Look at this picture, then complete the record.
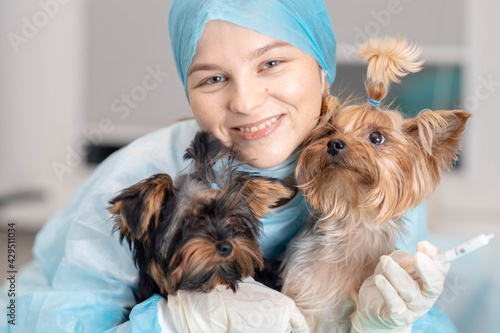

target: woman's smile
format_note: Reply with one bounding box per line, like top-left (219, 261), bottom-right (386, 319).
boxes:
top-left (230, 114), bottom-right (285, 141)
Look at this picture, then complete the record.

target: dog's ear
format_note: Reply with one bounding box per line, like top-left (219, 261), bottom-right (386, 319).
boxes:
top-left (320, 93), bottom-right (341, 117)
top-left (184, 131), bottom-right (234, 169)
top-left (240, 177), bottom-right (294, 218)
top-left (184, 131), bottom-right (224, 163)
top-left (402, 110), bottom-right (471, 169)
top-left (109, 173), bottom-right (176, 244)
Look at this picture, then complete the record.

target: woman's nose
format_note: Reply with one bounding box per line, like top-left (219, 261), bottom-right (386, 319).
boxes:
top-left (228, 78), bottom-right (267, 114)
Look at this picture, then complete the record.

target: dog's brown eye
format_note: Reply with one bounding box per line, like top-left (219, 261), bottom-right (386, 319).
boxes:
top-left (369, 131), bottom-right (385, 145)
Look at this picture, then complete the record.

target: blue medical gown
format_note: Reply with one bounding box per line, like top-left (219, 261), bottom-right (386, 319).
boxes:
top-left (1, 119), bottom-right (456, 332)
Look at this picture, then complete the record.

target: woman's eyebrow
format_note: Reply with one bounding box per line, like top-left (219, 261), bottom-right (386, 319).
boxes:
top-left (187, 41), bottom-right (291, 77)
top-left (249, 41), bottom-right (291, 60)
top-left (187, 64), bottom-right (222, 77)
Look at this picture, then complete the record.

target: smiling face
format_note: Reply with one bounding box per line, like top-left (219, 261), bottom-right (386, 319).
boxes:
top-left (187, 20), bottom-right (324, 168)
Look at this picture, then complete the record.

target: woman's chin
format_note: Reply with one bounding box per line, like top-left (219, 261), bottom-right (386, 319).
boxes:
top-left (238, 152), bottom-right (290, 169)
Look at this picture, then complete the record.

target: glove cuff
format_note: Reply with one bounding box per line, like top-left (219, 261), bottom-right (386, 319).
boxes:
top-left (351, 311), bottom-right (412, 333)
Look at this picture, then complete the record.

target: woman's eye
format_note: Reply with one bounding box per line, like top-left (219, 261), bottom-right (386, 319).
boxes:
top-left (369, 131), bottom-right (385, 145)
top-left (261, 60), bottom-right (281, 70)
top-left (204, 76), bottom-right (226, 85)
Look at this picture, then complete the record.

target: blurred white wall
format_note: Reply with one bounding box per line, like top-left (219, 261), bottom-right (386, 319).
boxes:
top-left (86, 0), bottom-right (189, 144)
top-left (425, 0), bottom-right (500, 238)
top-left (0, 0), bottom-right (88, 229)
top-left (0, 0), bottom-right (190, 230)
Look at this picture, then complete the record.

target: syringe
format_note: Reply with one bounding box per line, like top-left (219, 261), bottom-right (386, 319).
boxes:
top-left (434, 233), bottom-right (495, 266)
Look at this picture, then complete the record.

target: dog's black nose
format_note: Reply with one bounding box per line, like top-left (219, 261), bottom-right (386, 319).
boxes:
top-left (217, 241), bottom-right (233, 257)
top-left (327, 139), bottom-right (346, 156)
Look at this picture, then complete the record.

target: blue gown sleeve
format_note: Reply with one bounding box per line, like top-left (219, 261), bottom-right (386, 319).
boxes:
top-left (10, 158), bottom-right (160, 332)
top-left (103, 295), bottom-right (164, 333)
top-left (1, 121), bottom-right (199, 333)
top-left (396, 201), bottom-right (429, 254)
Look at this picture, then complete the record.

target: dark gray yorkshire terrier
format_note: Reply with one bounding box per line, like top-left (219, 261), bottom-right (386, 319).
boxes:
top-left (108, 131), bottom-right (292, 307)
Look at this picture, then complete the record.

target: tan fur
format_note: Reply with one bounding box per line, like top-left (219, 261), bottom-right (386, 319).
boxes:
top-left (109, 201), bottom-right (135, 241)
top-left (141, 175), bottom-right (175, 242)
top-left (110, 174), bottom-right (175, 246)
top-left (358, 35), bottom-right (424, 102)
top-left (149, 259), bottom-right (172, 295)
top-left (241, 179), bottom-right (294, 218)
top-left (283, 217), bottom-right (401, 331)
top-left (167, 237), bottom-right (264, 294)
top-left (282, 36), bottom-right (471, 331)
top-left (167, 238), bottom-right (221, 294)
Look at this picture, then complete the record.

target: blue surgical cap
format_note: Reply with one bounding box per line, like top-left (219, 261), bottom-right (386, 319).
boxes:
top-left (168, 0), bottom-right (336, 95)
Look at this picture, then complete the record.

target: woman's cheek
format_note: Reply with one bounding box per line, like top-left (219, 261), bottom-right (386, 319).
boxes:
top-left (191, 96), bottom-right (214, 128)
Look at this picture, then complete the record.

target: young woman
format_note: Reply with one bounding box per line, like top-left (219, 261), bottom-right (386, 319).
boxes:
top-left (3, 0), bottom-right (456, 332)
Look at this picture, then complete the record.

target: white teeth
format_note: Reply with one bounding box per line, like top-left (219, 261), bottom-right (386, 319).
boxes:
top-left (239, 116), bottom-right (279, 133)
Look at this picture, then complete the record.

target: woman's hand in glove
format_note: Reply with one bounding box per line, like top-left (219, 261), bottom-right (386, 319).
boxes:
top-left (158, 277), bottom-right (310, 333)
top-left (351, 241), bottom-right (450, 333)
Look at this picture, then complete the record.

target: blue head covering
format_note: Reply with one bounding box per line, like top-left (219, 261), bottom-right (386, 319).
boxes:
top-left (168, 0), bottom-right (336, 95)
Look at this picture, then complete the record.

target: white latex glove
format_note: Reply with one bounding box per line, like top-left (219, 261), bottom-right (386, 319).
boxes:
top-left (351, 241), bottom-right (450, 333)
top-left (157, 277), bottom-right (310, 333)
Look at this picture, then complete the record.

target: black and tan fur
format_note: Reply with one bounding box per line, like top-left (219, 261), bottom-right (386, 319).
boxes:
top-left (109, 131), bottom-right (292, 306)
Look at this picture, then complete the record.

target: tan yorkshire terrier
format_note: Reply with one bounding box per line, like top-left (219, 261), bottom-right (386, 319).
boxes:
top-left (281, 36), bottom-right (471, 331)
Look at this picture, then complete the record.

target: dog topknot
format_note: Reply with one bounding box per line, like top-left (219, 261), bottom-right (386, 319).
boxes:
top-left (357, 36), bottom-right (424, 102)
